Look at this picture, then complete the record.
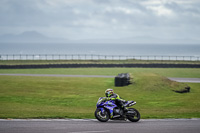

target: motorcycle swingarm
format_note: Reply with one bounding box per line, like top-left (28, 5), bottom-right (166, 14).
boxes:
top-left (126, 110), bottom-right (136, 115)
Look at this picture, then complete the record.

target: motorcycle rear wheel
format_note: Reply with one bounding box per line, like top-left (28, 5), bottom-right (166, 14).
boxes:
top-left (95, 108), bottom-right (109, 122)
top-left (127, 108), bottom-right (140, 122)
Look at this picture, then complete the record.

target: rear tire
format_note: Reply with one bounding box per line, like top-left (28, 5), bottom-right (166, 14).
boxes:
top-left (95, 108), bottom-right (109, 122)
top-left (127, 108), bottom-right (140, 122)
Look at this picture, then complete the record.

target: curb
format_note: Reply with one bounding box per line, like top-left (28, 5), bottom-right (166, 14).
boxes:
top-left (0, 118), bottom-right (199, 122)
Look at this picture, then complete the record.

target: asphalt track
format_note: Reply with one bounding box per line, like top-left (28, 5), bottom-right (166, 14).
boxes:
top-left (0, 74), bottom-right (200, 83)
top-left (168, 77), bottom-right (200, 83)
top-left (0, 119), bottom-right (200, 133)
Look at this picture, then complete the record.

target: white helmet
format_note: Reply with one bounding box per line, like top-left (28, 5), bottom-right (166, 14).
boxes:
top-left (105, 88), bottom-right (114, 97)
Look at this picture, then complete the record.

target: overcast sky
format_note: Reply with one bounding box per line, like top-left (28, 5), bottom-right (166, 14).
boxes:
top-left (0, 0), bottom-right (200, 43)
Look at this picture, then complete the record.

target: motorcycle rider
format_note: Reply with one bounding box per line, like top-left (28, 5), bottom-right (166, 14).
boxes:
top-left (104, 88), bottom-right (127, 112)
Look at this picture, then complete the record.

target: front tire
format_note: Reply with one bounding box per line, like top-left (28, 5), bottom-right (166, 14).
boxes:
top-left (127, 108), bottom-right (140, 122)
top-left (95, 108), bottom-right (109, 122)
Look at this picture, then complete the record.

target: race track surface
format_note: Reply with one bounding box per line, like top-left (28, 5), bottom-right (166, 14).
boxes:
top-left (0, 119), bottom-right (200, 133)
top-left (168, 77), bottom-right (200, 83)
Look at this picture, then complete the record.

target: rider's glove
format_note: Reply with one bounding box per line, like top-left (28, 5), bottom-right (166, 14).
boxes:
top-left (106, 97), bottom-right (111, 101)
top-left (103, 97), bottom-right (111, 101)
top-left (122, 100), bottom-right (126, 102)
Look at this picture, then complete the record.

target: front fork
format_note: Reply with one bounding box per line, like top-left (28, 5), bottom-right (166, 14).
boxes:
top-left (98, 107), bottom-right (113, 118)
top-left (99, 108), bottom-right (105, 115)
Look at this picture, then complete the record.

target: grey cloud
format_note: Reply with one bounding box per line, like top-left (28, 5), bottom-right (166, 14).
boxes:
top-left (0, 0), bottom-right (81, 27)
top-left (0, 0), bottom-right (200, 42)
top-left (163, 2), bottom-right (200, 26)
top-left (0, 0), bottom-right (46, 27)
top-left (93, 0), bottom-right (111, 4)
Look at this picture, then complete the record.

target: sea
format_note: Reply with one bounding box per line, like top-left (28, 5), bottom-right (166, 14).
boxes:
top-left (0, 43), bottom-right (200, 60)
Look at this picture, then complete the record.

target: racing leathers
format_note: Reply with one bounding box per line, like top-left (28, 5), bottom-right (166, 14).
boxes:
top-left (105, 93), bottom-right (127, 111)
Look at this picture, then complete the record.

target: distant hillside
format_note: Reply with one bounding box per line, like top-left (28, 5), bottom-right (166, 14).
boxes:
top-left (0, 31), bottom-right (199, 44)
top-left (0, 31), bottom-right (67, 43)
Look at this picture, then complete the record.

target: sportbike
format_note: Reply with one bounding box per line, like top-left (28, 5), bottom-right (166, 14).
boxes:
top-left (94, 97), bottom-right (140, 122)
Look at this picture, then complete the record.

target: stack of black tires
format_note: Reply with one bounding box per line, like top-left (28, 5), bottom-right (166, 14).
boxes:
top-left (115, 73), bottom-right (131, 87)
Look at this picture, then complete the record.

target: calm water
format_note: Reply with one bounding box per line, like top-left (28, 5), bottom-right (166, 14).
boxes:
top-left (0, 43), bottom-right (200, 56)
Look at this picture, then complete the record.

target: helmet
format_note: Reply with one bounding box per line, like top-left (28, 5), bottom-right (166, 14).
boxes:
top-left (105, 88), bottom-right (114, 97)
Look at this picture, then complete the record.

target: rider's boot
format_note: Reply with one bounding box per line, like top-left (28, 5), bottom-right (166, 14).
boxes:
top-left (122, 106), bottom-right (128, 112)
top-left (120, 105), bottom-right (128, 114)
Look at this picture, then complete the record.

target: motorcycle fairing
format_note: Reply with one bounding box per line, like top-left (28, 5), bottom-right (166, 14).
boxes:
top-left (97, 100), bottom-right (117, 118)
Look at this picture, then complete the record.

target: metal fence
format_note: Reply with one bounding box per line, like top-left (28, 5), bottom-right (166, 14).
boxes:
top-left (0, 54), bottom-right (200, 61)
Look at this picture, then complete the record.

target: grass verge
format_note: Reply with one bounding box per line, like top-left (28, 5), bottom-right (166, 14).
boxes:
top-left (0, 68), bottom-right (200, 78)
top-left (0, 71), bottom-right (199, 119)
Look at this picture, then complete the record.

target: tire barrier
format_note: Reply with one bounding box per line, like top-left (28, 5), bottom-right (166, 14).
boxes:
top-left (115, 73), bottom-right (131, 87)
top-left (173, 86), bottom-right (191, 93)
top-left (0, 63), bottom-right (200, 69)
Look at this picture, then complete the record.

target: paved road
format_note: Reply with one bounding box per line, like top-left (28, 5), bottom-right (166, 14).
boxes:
top-left (0, 119), bottom-right (200, 133)
top-left (168, 77), bottom-right (200, 83)
top-left (0, 74), bottom-right (200, 83)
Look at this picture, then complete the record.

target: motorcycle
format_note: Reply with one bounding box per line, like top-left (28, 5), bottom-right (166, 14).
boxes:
top-left (94, 97), bottom-right (140, 122)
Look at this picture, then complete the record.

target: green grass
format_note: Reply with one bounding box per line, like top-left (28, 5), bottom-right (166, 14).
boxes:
top-left (0, 76), bottom-right (111, 119)
top-left (0, 70), bottom-right (200, 119)
top-left (0, 68), bottom-right (200, 78)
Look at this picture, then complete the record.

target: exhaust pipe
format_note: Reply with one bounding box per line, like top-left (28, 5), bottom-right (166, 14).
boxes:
top-left (128, 101), bottom-right (136, 107)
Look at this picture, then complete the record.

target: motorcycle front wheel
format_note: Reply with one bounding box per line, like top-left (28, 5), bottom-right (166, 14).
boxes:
top-left (94, 108), bottom-right (109, 122)
top-left (127, 108), bottom-right (140, 122)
